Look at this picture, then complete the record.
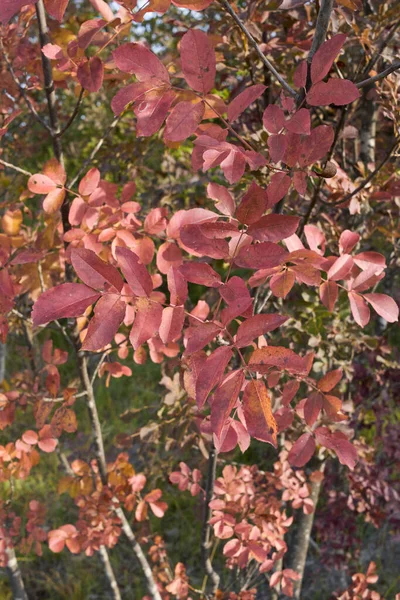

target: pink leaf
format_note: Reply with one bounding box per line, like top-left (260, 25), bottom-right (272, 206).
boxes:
top-left (339, 230), bottom-right (360, 254)
top-left (111, 82), bottom-right (153, 115)
top-left (179, 262), bottom-right (221, 287)
top-left (77, 57), bottom-right (104, 93)
top-left (304, 391), bottom-right (323, 427)
top-left (363, 293), bottom-right (399, 323)
top-left (82, 294), bottom-right (126, 351)
top-left (78, 168), bottom-right (101, 196)
top-left (159, 306), bottom-right (185, 343)
top-left (307, 79), bottom-right (360, 107)
top-left (235, 314), bottom-right (288, 348)
top-left (288, 433), bottom-right (316, 467)
top-left (319, 280), bottom-right (338, 311)
top-left (71, 248), bottom-right (124, 292)
top-left (263, 105), bottom-right (285, 134)
top-left (164, 101), bottom-right (205, 142)
top-left (311, 34), bottom-right (347, 84)
top-left (248, 214), bottom-right (300, 243)
top-left (180, 29), bottom-right (216, 94)
top-left (116, 247), bottom-right (153, 297)
top-left (206, 183), bottom-right (235, 216)
top-left (327, 254), bottom-right (354, 281)
top-left (130, 298), bottom-right (163, 350)
top-left (44, 0), bottom-right (69, 21)
top-left (113, 43), bottom-right (170, 83)
top-left (228, 84), bottom-right (266, 122)
top-left (167, 267), bottom-right (188, 305)
top-left (78, 18), bottom-right (106, 49)
top-left (348, 291), bottom-right (370, 327)
top-left (268, 134), bottom-right (288, 163)
top-left (28, 174), bottom-right (57, 194)
top-left (180, 224), bottom-right (229, 259)
top-left (32, 284), bottom-right (100, 326)
top-left (196, 346), bottom-right (233, 408)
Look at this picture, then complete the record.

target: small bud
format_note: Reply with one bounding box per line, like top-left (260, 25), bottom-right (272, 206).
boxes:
top-left (318, 161), bottom-right (337, 179)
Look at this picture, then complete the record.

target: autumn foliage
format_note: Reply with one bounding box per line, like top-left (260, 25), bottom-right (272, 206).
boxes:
top-left (0, 0), bottom-right (399, 598)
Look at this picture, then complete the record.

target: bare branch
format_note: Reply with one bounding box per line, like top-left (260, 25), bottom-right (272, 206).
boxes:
top-left (356, 60), bottom-right (400, 88)
top-left (308, 0), bottom-right (335, 62)
top-left (362, 19), bottom-right (400, 77)
top-left (55, 87), bottom-right (85, 138)
top-left (219, 0), bottom-right (297, 98)
top-left (201, 444), bottom-right (220, 594)
top-left (0, 158), bottom-right (32, 177)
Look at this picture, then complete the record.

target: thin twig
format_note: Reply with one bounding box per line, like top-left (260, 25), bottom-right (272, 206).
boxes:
top-left (0, 38), bottom-right (52, 133)
top-left (219, 0), bottom-right (297, 98)
top-left (362, 19), bottom-right (400, 77)
top-left (356, 60), bottom-right (400, 88)
top-left (55, 87), bottom-right (85, 138)
top-left (308, 0), bottom-right (335, 62)
top-left (0, 158), bottom-right (32, 177)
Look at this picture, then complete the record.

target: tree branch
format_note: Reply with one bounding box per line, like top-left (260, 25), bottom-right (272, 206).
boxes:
top-left (219, 0), bottom-right (297, 98)
top-left (0, 38), bottom-right (52, 134)
top-left (5, 545), bottom-right (29, 600)
top-left (55, 88), bottom-right (85, 138)
top-left (201, 443), bottom-right (220, 595)
top-left (361, 19), bottom-right (400, 77)
top-left (0, 159), bottom-right (32, 177)
top-left (356, 60), bottom-right (400, 88)
top-left (308, 0), bottom-right (335, 62)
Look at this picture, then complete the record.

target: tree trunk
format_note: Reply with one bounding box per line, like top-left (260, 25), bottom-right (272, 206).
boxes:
top-left (5, 544), bottom-right (29, 600)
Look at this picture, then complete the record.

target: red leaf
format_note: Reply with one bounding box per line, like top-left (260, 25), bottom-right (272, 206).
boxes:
top-left (159, 306), bottom-right (185, 343)
top-left (235, 313), bottom-right (288, 347)
top-left (71, 248), bottom-right (123, 292)
top-left (111, 82), bottom-right (153, 115)
top-left (130, 298), bottom-right (163, 350)
top-left (116, 247), bottom-right (153, 297)
top-left (144, 207), bottom-right (168, 235)
top-left (210, 370), bottom-right (244, 437)
top-left (82, 294), bottom-right (126, 351)
top-left (320, 280), bottom-right (338, 311)
top-left (298, 125), bottom-right (335, 166)
top-left (307, 79), bottom-right (360, 106)
top-left (364, 293), bottom-right (399, 323)
top-left (293, 61), bottom-right (307, 88)
top-left (304, 391), bottom-right (323, 426)
top-left (220, 149), bottom-right (247, 184)
top-left (196, 346), bottom-right (233, 408)
top-left (180, 29), bottom-right (216, 94)
top-left (268, 134), bottom-right (288, 163)
top-left (180, 224), bottom-right (229, 259)
top-left (32, 284), bottom-right (100, 326)
top-left (318, 368), bottom-right (343, 392)
top-left (219, 276), bottom-right (253, 325)
top-left (339, 230), bottom-right (360, 254)
top-left (285, 109), bottom-right (311, 135)
top-left (179, 262), bottom-right (221, 287)
top-left (236, 181), bottom-right (268, 225)
top-left (348, 291), bottom-right (370, 327)
top-left (235, 242), bottom-right (288, 270)
top-left (263, 105), bottom-right (285, 134)
top-left (248, 347), bottom-right (314, 376)
top-left (164, 101), bottom-right (205, 142)
top-left (0, 0), bottom-right (38, 23)
top-left (78, 18), bottom-right (106, 49)
top-left (184, 322), bottom-right (221, 355)
top-left (242, 380), bottom-right (277, 446)
top-left (228, 84), bottom-right (266, 122)
top-left (44, 0), bottom-right (69, 21)
top-left (266, 172), bottom-right (291, 207)
top-left (172, 0), bottom-right (213, 8)
top-left (288, 433), bottom-right (316, 467)
top-left (248, 215), bottom-right (300, 243)
top-left (311, 34), bottom-right (347, 84)
top-left (77, 57), bottom-right (104, 93)
top-left (293, 171), bottom-right (307, 195)
top-left (135, 89), bottom-right (175, 137)
top-left (207, 183), bottom-right (235, 216)
top-left (113, 43), bottom-right (170, 83)
top-left (315, 427), bottom-right (358, 469)
top-left (167, 267), bottom-right (188, 305)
